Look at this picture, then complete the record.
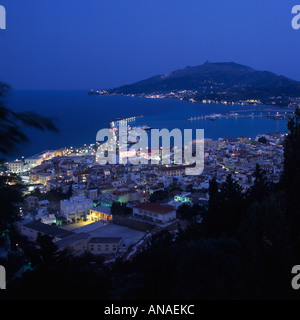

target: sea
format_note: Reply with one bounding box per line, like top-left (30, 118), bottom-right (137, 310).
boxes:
top-left (4, 90), bottom-right (290, 160)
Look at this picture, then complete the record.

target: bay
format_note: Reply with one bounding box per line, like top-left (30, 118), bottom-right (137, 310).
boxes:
top-left (5, 90), bottom-right (289, 159)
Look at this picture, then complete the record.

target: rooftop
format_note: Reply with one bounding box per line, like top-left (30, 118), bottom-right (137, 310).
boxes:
top-left (89, 237), bottom-right (123, 244)
top-left (134, 202), bottom-right (175, 214)
top-left (55, 232), bottom-right (91, 250)
top-left (92, 206), bottom-right (111, 215)
top-left (23, 221), bottom-right (75, 239)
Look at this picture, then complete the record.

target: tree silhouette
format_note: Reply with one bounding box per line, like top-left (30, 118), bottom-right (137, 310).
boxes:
top-left (0, 83), bottom-right (58, 159)
top-left (0, 83), bottom-right (58, 231)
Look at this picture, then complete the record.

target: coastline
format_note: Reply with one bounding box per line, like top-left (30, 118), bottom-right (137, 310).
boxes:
top-left (5, 91), bottom-right (290, 160)
top-left (88, 91), bottom-right (295, 109)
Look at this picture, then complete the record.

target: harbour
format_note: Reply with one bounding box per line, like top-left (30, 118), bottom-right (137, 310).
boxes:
top-left (6, 91), bottom-right (291, 159)
top-left (188, 109), bottom-right (294, 121)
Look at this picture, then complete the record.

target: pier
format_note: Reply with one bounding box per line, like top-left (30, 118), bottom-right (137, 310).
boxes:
top-left (110, 115), bottom-right (144, 128)
top-left (188, 110), bottom-right (294, 121)
top-left (116, 115), bottom-right (144, 122)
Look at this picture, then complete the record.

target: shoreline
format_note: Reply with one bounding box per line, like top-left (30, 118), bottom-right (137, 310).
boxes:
top-left (88, 91), bottom-right (295, 109)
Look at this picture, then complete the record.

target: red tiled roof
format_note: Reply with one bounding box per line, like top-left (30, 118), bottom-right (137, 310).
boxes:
top-left (134, 202), bottom-right (174, 214)
top-left (113, 190), bottom-right (128, 195)
top-left (99, 184), bottom-right (114, 190)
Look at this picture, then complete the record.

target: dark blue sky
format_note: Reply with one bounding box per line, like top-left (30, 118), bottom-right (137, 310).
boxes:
top-left (0, 0), bottom-right (300, 90)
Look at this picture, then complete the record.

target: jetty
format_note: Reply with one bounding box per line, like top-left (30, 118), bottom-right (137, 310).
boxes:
top-left (188, 111), bottom-right (293, 121)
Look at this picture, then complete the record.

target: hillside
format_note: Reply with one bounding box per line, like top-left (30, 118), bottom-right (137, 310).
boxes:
top-left (91, 62), bottom-right (300, 106)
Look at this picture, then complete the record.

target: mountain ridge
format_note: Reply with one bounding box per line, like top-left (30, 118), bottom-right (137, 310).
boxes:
top-left (91, 62), bottom-right (300, 106)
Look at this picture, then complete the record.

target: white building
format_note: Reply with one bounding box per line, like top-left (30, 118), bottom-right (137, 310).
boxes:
top-left (60, 195), bottom-right (93, 221)
top-left (25, 156), bottom-right (44, 170)
top-left (6, 160), bottom-right (24, 173)
top-left (25, 150), bottom-right (57, 170)
top-left (41, 214), bottom-right (57, 225)
top-left (18, 220), bottom-right (74, 242)
top-left (88, 237), bottom-right (123, 255)
top-left (133, 202), bottom-right (176, 224)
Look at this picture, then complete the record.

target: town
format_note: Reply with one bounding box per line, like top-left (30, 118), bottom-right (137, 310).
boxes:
top-left (1, 130), bottom-right (285, 263)
top-left (89, 89), bottom-right (300, 109)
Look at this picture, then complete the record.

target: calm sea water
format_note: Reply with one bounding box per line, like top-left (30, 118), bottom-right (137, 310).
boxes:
top-left (5, 90), bottom-right (289, 159)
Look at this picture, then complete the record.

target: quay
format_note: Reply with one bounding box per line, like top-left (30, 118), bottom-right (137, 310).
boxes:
top-left (188, 111), bottom-right (293, 121)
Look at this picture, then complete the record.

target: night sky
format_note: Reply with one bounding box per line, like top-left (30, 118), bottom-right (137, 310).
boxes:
top-left (0, 0), bottom-right (300, 90)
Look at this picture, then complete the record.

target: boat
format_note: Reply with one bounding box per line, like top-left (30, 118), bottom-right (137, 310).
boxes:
top-left (205, 113), bottom-right (222, 120)
top-left (131, 125), bottom-right (153, 130)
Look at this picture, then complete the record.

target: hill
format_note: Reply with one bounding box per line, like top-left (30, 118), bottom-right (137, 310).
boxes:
top-left (91, 62), bottom-right (300, 106)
